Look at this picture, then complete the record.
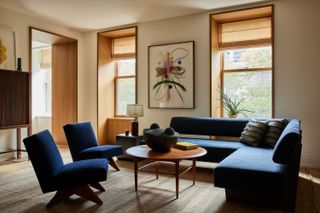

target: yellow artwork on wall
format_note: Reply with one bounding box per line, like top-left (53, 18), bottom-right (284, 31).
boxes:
top-left (0, 26), bottom-right (16, 70)
top-left (0, 39), bottom-right (8, 64)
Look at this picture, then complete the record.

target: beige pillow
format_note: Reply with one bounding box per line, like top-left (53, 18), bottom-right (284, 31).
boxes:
top-left (240, 120), bottom-right (268, 147)
top-left (263, 119), bottom-right (286, 147)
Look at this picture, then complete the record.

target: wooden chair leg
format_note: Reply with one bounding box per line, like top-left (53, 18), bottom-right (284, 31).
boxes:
top-left (73, 185), bottom-right (103, 205)
top-left (47, 189), bottom-right (73, 207)
top-left (46, 185), bottom-right (103, 207)
top-left (90, 182), bottom-right (105, 192)
top-left (108, 157), bottom-right (120, 171)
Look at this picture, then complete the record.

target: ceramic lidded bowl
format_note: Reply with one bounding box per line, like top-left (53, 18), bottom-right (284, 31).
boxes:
top-left (143, 123), bottom-right (179, 152)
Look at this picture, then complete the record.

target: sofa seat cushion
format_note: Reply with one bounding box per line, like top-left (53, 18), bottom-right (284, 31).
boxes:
top-left (54, 159), bottom-right (108, 190)
top-left (79, 145), bottom-right (123, 160)
top-left (214, 147), bottom-right (287, 193)
top-left (179, 137), bottom-right (245, 162)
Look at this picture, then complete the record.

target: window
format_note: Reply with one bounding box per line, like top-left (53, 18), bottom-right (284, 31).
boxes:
top-left (43, 67), bottom-right (52, 114)
top-left (114, 58), bottom-right (136, 116)
top-left (40, 48), bottom-right (52, 115)
top-left (111, 35), bottom-right (136, 116)
top-left (211, 6), bottom-right (273, 118)
top-left (222, 46), bottom-right (272, 118)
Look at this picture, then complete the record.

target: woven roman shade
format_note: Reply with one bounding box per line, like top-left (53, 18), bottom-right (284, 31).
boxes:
top-left (40, 48), bottom-right (51, 69)
top-left (219, 17), bottom-right (271, 49)
top-left (112, 36), bottom-right (135, 58)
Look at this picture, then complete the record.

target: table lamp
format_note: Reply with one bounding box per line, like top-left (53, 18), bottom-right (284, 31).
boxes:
top-left (127, 104), bottom-right (144, 136)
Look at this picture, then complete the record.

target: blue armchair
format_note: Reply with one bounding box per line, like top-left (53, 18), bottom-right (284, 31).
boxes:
top-left (23, 130), bottom-right (108, 207)
top-left (63, 122), bottom-right (123, 171)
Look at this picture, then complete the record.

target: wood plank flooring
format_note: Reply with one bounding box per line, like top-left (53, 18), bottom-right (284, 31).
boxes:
top-left (0, 148), bottom-right (319, 213)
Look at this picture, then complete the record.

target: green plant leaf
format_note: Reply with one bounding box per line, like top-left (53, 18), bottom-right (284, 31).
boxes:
top-left (216, 85), bottom-right (253, 116)
top-left (153, 80), bottom-right (186, 91)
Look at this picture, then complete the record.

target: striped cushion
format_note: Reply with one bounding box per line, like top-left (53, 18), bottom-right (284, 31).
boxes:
top-left (240, 120), bottom-right (268, 147)
top-left (263, 119), bottom-right (286, 147)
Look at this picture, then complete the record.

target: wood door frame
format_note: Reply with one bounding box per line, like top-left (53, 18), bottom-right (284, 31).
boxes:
top-left (29, 27), bottom-right (78, 136)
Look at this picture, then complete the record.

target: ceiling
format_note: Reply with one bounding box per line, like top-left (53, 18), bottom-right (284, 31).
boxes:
top-left (0, 0), bottom-right (269, 32)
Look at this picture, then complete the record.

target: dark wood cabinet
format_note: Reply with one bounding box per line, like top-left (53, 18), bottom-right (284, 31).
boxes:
top-left (0, 69), bottom-right (31, 158)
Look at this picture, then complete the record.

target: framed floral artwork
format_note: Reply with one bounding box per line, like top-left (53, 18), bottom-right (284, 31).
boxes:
top-left (148, 41), bottom-right (195, 109)
top-left (0, 26), bottom-right (16, 70)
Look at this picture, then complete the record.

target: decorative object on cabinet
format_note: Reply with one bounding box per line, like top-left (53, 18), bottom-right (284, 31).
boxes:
top-left (127, 104), bottom-right (144, 136)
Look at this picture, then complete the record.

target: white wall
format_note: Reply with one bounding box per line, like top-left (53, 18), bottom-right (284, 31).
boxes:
top-left (273, 0), bottom-right (320, 168)
top-left (0, 6), bottom-right (85, 158)
top-left (137, 13), bottom-right (211, 128)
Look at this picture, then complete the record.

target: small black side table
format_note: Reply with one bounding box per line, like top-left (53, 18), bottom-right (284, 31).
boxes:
top-left (116, 133), bottom-right (144, 160)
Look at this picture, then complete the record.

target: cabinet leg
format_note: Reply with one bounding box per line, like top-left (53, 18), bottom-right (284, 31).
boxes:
top-left (17, 128), bottom-right (21, 159)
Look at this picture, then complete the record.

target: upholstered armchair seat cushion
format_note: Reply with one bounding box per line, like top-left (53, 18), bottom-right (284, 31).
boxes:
top-left (54, 159), bottom-right (108, 191)
top-left (23, 130), bottom-right (109, 193)
top-left (214, 146), bottom-right (287, 193)
top-left (79, 145), bottom-right (123, 160)
top-left (63, 122), bottom-right (123, 162)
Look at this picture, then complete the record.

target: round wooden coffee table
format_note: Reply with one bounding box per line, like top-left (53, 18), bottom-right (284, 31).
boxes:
top-left (126, 145), bottom-right (207, 198)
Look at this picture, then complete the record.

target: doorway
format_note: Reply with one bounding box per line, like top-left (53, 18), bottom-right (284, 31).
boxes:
top-left (30, 28), bottom-right (78, 144)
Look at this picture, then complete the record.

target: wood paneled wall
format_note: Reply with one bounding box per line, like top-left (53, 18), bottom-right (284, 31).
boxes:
top-left (106, 117), bottom-right (133, 145)
top-left (52, 42), bottom-right (78, 144)
top-left (97, 35), bottom-right (114, 144)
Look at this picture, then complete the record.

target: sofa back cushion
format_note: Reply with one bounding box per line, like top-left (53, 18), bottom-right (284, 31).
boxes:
top-left (272, 119), bottom-right (301, 164)
top-left (170, 116), bottom-right (249, 137)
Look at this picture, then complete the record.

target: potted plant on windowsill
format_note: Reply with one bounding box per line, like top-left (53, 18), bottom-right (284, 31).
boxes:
top-left (217, 87), bottom-right (251, 118)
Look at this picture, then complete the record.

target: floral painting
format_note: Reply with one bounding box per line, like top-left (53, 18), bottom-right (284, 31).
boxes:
top-left (0, 26), bottom-right (16, 70)
top-left (148, 41), bottom-right (194, 108)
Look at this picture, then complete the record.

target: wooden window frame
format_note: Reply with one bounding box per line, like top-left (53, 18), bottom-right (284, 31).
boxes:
top-left (210, 5), bottom-right (274, 118)
top-left (220, 46), bottom-right (272, 117)
top-left (114, 58), bottom-right (136, 117)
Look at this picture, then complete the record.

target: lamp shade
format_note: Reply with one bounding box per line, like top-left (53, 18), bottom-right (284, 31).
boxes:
top-left (127, 104), bottom-right (144, 117)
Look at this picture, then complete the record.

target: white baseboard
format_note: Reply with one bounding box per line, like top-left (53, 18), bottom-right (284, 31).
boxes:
top-left (301, 154), bottom-right (320, 169)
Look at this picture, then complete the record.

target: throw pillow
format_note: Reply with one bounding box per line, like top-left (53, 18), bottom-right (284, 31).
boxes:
top-left (263, 119), bottom-right (286, 147)
top-left (240, 120), bottom-right (268, 147)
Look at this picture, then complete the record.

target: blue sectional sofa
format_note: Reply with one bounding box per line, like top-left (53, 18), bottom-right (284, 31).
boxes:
top-left (170, 116), bottom-right (302, 211)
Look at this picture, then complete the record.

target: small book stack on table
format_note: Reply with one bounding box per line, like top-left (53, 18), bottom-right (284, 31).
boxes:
top-left (174, 142), bottom-right (198, 150)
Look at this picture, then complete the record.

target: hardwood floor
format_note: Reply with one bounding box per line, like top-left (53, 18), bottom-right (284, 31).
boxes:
top-left (0, 148), bottom-right (319, 213)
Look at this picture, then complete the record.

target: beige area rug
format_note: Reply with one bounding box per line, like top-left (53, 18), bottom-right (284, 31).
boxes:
top-left (0, 149), bottom-right (318, 213)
